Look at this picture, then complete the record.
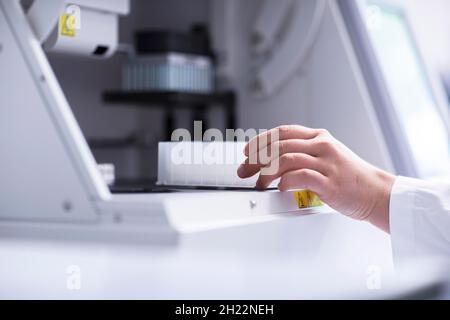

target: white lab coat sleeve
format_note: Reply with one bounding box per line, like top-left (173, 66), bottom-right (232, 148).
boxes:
top-left (390, 176), bottom-right (450, 261)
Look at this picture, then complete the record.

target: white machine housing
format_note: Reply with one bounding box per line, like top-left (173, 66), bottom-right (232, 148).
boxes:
top-left (0, 0), bottom-right (334, 243)
top-left (28, 0), bottom-right (129, 58)
top-left (3, 0), bottom-right (446, 246)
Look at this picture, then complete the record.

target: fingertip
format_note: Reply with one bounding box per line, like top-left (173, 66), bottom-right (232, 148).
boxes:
top-left (255, 178), bottom-right (264, 191)
top-left (277, 183), bottom-right (287, 192)
top-left (255, 177), bottom-right (271, 191)
top-left (237, 164), bottom-right (256, 179)
top-left (237, 165), bottom-right (246, 178)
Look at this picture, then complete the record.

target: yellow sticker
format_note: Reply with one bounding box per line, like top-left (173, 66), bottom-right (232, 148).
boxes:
top-left (294, 190), bottom-right (323, 209)
top-left (60, 14), bottom-right (77, 37)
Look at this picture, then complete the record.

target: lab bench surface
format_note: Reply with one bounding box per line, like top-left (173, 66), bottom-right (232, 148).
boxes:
top-left (0, 214), bottom-right (446, 299)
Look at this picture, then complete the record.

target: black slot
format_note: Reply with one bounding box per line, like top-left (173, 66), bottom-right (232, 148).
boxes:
top-left (93, 45), bottom-right (109, 56)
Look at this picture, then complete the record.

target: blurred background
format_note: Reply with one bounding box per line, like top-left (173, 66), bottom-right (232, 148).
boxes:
top-left (2, 0), bottom-right (450, 300)
top-left (45, 0), bottom-right (450, 185)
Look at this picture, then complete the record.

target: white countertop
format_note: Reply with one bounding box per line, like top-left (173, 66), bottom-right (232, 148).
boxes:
top-left (0, 213), bottom-right (447, 299)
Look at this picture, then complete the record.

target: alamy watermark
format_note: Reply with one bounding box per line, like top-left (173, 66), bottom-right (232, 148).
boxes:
top-left (66, 265), bottom-right (82, 291)
top-left (169, 121), bottom-right (280, 175)
top-left (366, 265), bottom-right (382, 290)
top-left (364, 5), bottom-right (382, 30)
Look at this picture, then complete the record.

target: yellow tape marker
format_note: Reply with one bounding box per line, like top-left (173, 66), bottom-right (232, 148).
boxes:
top-left (60, 14), bottom-right (77, 37)
top-left (294, 190), bottom-right (323, 209)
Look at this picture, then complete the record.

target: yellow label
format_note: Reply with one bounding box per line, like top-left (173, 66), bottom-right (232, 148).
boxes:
top-left (294, 190), bottom-right (323, 209)
top-left (60, 14), bottom-right (77, 37)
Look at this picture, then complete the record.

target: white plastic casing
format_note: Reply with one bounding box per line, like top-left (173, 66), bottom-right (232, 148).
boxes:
top-left (44, 6), bottom-right (120, 58)
top-left (69, 0), bottom-right (130, 15)
top-left (27, 0), bottom-right (130, 58)
top-left (158, 142), bottom-right (279, 188)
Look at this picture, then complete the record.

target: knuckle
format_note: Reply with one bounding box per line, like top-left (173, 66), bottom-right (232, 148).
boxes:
top-left (277, 125), bottom-right (291, 136)
top-left (273, 140), bottom-right (284, 155)
top-left (296, 153), bottom-right (310, 168)
top-left (315, 138), bottom-right (329, 149)
top-left (317, 128), bottom-right (330, 136)
top-left (280, 153), bottom-right (295, 166)
top-left (327, 162), bottom-right (337, 176)
top-left (277, 125), bottom-right (299, 135)
top-left (315, 138), bottom-right (335, 153)
top-left (298, 169), bottom-right (312, 179)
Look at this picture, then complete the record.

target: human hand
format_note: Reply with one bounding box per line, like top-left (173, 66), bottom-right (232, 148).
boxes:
top-left (237, 125), bottom-right (395, 232)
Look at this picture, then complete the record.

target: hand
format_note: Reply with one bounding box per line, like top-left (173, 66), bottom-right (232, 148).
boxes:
top-left (237, 125), bottom-right (395, 232)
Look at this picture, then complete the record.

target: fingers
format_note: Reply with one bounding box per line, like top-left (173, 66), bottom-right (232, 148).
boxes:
top-left (255, 153), bottom-right (326, 189)
top-left (278, 169), bottom-right (329, 196)
top-left (238, 126), bottom-right (337, 193)
top-left (237, 158), bottom-right (262, 179)
top-left (244, 125), bottom-right (319, 157)
top-left (237, 139), bottom-right (323, 179)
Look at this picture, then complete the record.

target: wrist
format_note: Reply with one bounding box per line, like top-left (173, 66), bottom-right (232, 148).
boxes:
top-left (366, 169), bottom-right (396, 233)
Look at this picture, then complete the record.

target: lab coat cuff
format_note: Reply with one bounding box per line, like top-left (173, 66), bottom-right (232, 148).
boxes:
top-left (389, 176), bottom-right (418, 261)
